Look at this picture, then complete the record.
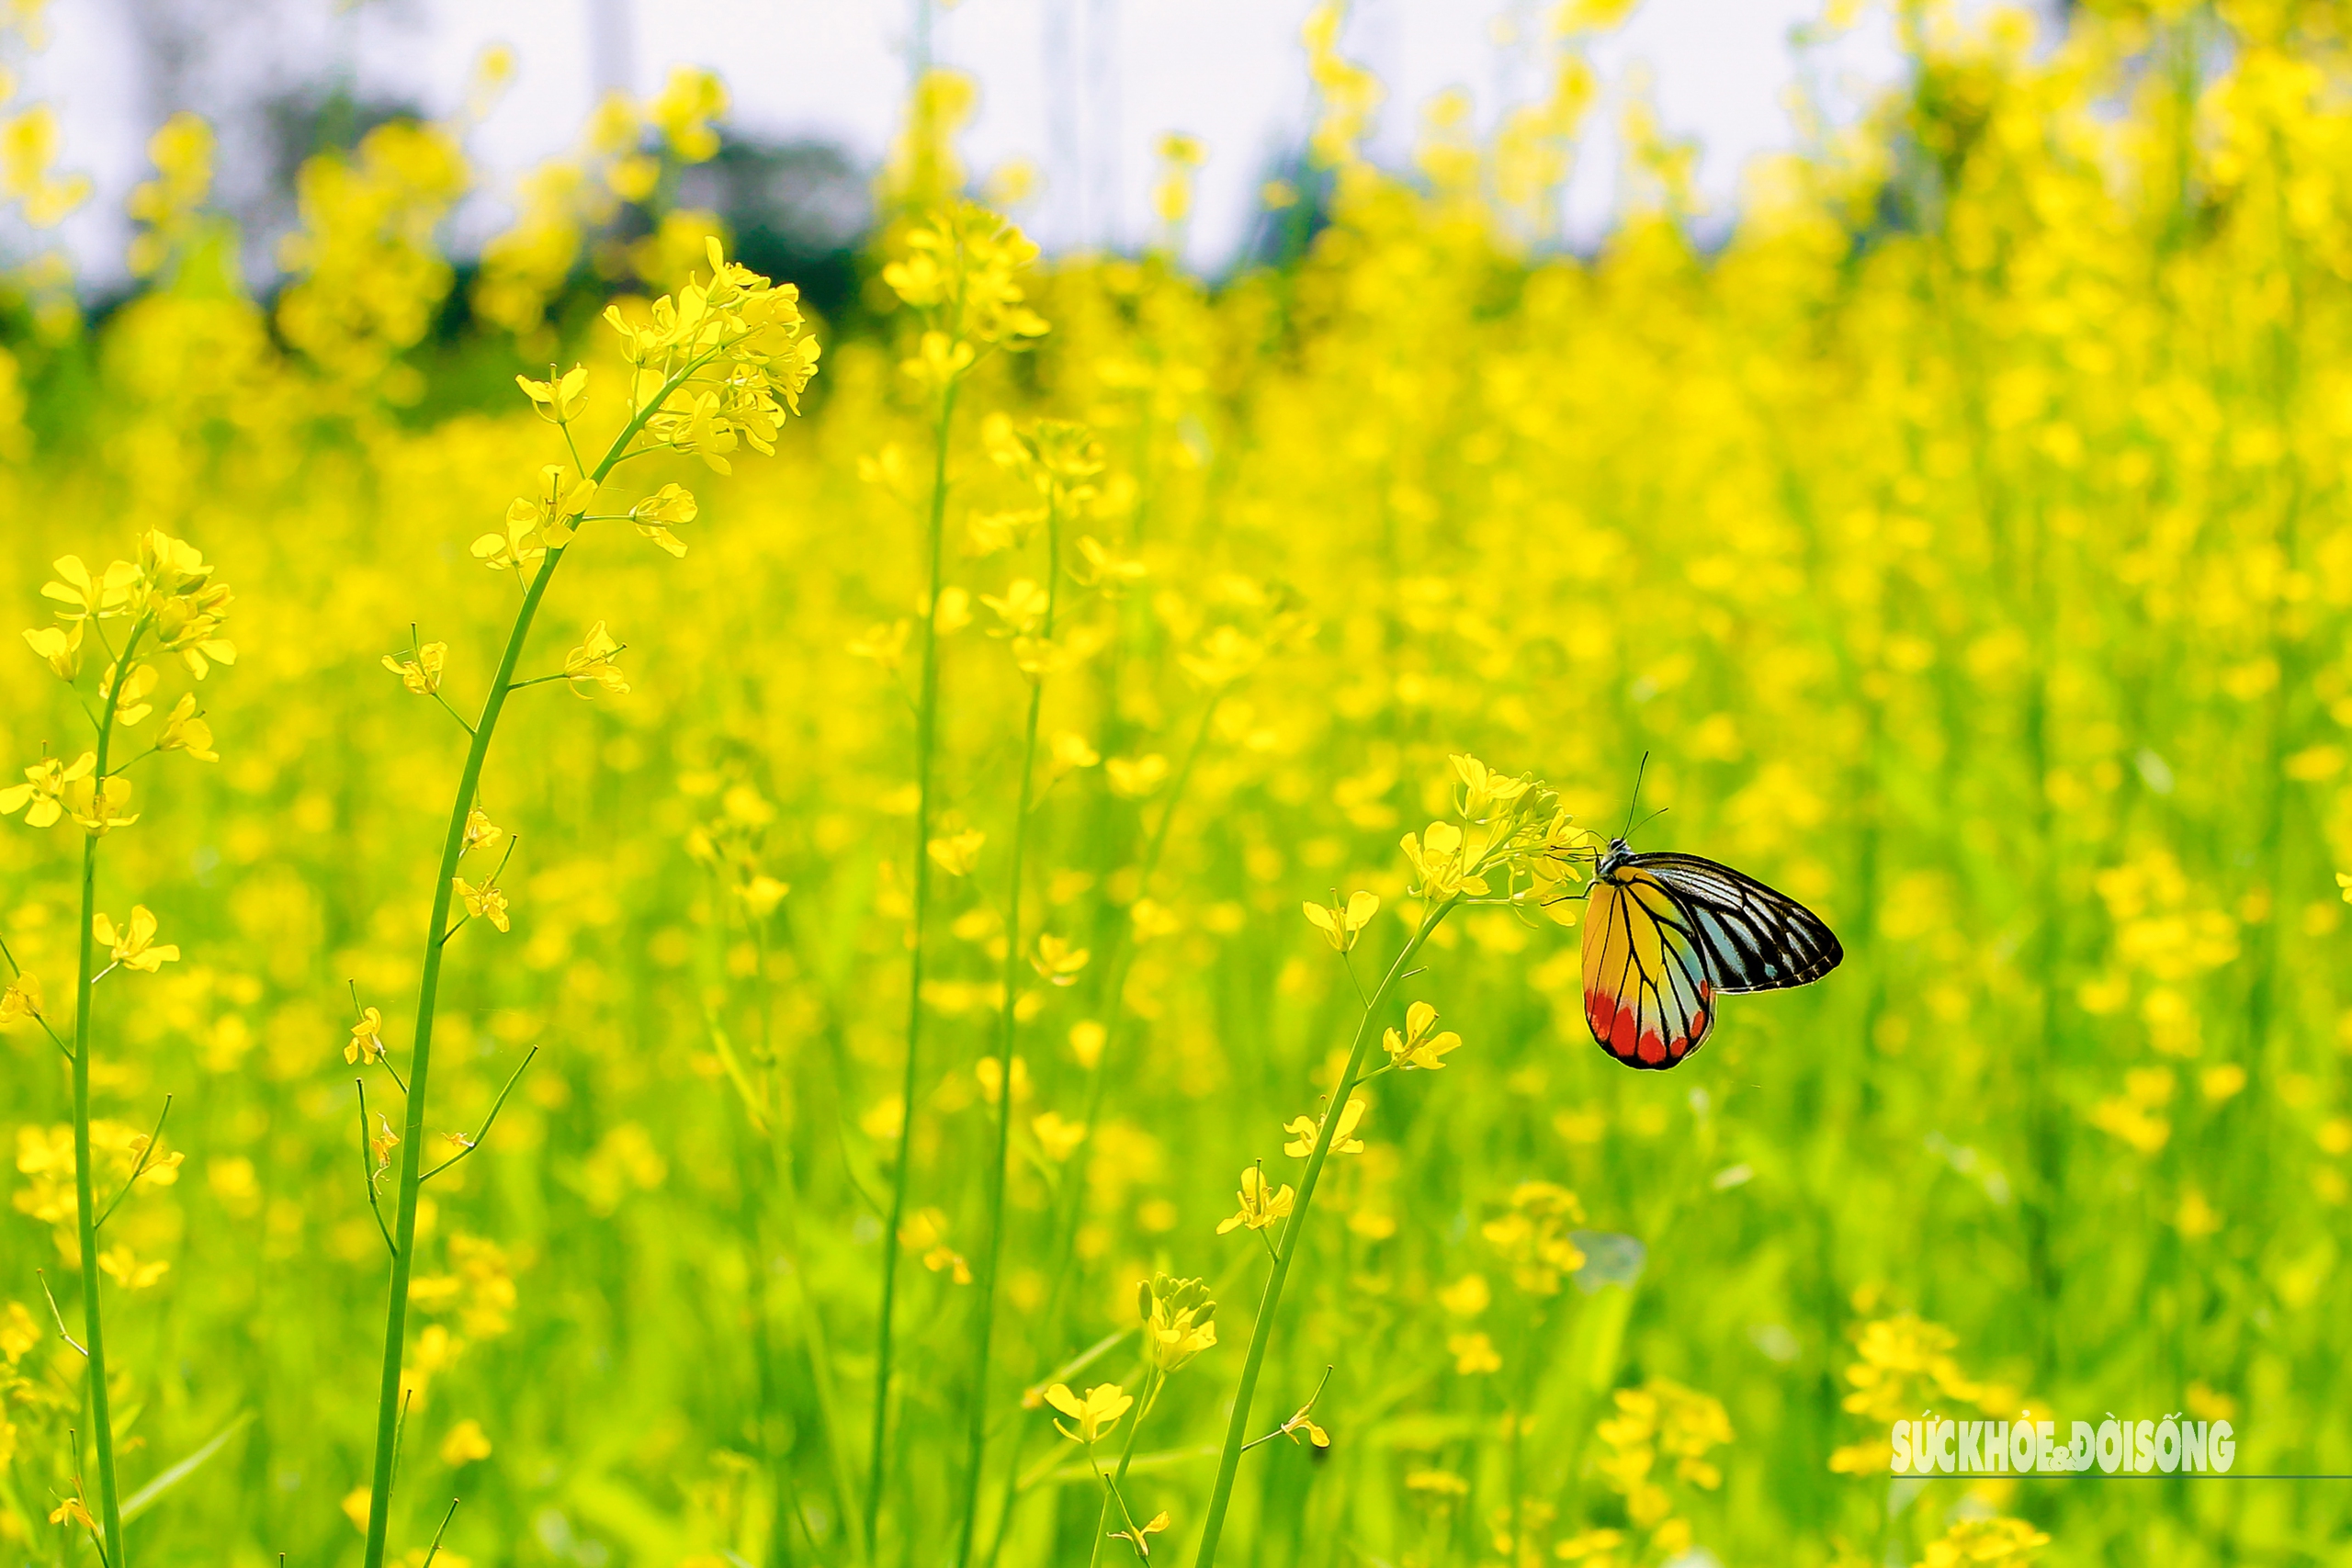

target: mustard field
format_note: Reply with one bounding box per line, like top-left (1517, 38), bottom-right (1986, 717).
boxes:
top-left (1, 4), bottom-right (2348, 1565)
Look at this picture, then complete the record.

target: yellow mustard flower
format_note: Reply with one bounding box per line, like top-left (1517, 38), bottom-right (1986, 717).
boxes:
top-left (0, 972), bottom-right (43, 1026)
top-left (98, 660), bottom-right (158, 726)
top-left (1448, 1331), bottom-right (1502, 1374)
top-left (1217, 1164), bottom-right (1295, 1235)
top-left (368, 1113), bottom-right (401, 1178)
top-left (1451, 752), bottom-right (1532, 819)
top-left (1283, 1095), bottom-right (1368, 1157)
top-left (631, 482), bottom-right (698, 557)
top-left (347, 1007), bottom-right (386, 1066)
top-left (155, 694), bottom-right (217, 761)
top-left (453, 876), bottom-right (510, 932)
top-left (1384, 1000), bottom-right (1464, 1070)
top-left (562, 622), bottom-right (629, 697)
top-left (382, 641), bottom-right (447, 695)
top-left (1482, 1181), bottom-right (1588, 1295)
top-left (1030, 932), bottom-right (1091, 986)
top-left (23, 621), bottom-right (82, 679)
top-left (1401, 820), bottom-right (1487, 901)
top-left (462, 807), bottom-right (503, 853)
top-left (1438, 1274), bottom-right (1490, 1316)
top-left (649, 64), bottom-right (727, 163)
top-left (1915, 1517), bottom-right (2051, 1568)
top-left (980, 578), bottom-right (1050, 637)
top-left (928, 829), bottom-right (985, 876)
top-left (64, 769), bottom-right (140, 836)
top-left (1139, 1272), bottom-right (1218, 1372)
top-left (94, 906), bottom-right (179, 973)
top-left (1045, 1381), bottom-right (1133, 1445)
top-left (1303, 890), bottom-right (1380, 952)
top-left (97, 1244), bottom-right (168, 1290)
top-left (0, 751), bottom-right (94, 829)
top-left (1554, 1529), bottom-right (1626, 1562)
top-left (439, 1418), bottom-right (493, 1466)
top-left (1030, 1111), bottom-right (1087, 1161)
top-left (40, 555), bottom-right (137, 623)
top-left (514, 364), bottom-right (589, 423)
top-left (1105, 753), bottom-right (1170, 798)
top-left (1105, 1509), bottom-right (1170, 1559)
top-left (1180, 626), bottom-right (1264, 690)
top-left (1277, 1404), bottom-right (1330, 1449)
top-left (136, 532), bottom-right (236, 678)
top-left (1072, 535), bottom-right (1147, 592)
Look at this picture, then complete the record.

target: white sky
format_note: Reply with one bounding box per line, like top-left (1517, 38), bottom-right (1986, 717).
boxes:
top-left (24, 0), bottom-right (1933, 288)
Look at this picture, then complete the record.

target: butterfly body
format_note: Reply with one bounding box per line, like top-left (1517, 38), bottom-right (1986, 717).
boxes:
top-left (1580, 837), bottom-right (1842, 1070)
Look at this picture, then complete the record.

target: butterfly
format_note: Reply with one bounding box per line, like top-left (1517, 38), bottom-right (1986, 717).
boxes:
top-left (1579, 835), bottom-right (1842, 1070)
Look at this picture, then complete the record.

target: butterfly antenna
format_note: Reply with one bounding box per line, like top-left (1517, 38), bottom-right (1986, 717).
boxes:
top-left (1621, 752), bottom-right (1650, 840)
top-left (1630, 805), bottom-right (1669, 839)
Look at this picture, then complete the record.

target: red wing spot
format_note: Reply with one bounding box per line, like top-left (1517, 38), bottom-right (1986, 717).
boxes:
top-left (1667, 1033), bottom-right (1688, 1060)
top-left (1699, 980), bottom-right (1713, 1002)
top-left (1610, 1003), bottom-right (1639, 1060)
top-left (1636, 1029), bottom-right (1666, 1066)
top-left (1586, 989), bottom-right (1612, 1040)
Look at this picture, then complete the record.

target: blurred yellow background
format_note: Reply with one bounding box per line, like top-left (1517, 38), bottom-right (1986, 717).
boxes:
top-left (0, 3), bottom-right (2346, 1565)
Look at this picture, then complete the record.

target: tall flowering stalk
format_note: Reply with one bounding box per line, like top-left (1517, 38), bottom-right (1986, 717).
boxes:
top-left (981, 614), bottom-right (1278, 1567)
top-left (1192, 756), bottom-right (1584, 1567)
top-left (2, 533), bottom-right (233, 1568)
top-left (951, 418), bottom-right (1102, 1562)
top-left (356, 241), bottom-right (819, 1568)
top-left (863, 201), bottom-right (1046, 1559)
top-left (1015, 1272), bottom-right (1225, 1568)
top-left (686, 777), bottom-right (870, 1562)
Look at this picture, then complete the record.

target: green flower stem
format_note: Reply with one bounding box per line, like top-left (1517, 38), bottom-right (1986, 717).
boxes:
top-left (726, 1094), bottom-right (799, 1568)
top-left (1191, 897), bottom-right (1454, 1568)
top-left (699, 908), bottom-right (854, 1567)
top-left (865, 373), bottom-right (963, 1561)
top-left (702, 908), bottom-right (798, 1568)
top-left (1086, 1367), bottom-right (1159, 1568)
top-left (752, 919), bottom-right (861, 1564)
top-left (358, 542), bottom-right (566, 1568)
top-left (74, 612), bottom-right (152, 1568)
top-left (361, 358), bottom-right (707, 1568)
top-left (770, 1102), bottom-right (861, 1562)
top-left (953, 497), bottom-right (1061, 1566)
top-left (980, 695), bottom-right (1218, 1568)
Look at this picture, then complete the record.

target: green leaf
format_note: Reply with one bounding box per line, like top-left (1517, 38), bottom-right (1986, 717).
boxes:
top-left (120, 1411), bottom-right (254, 1524)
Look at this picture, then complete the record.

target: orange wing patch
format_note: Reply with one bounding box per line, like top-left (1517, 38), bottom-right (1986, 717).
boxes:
top-left (1581, 872), bottom-right (1715, 1069)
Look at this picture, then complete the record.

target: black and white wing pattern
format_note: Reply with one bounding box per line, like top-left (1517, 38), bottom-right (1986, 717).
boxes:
top-left (1629, 852), bottom-right (1843, 993)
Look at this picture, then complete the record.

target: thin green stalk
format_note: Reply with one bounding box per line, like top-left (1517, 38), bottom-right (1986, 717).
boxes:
top-left (1192, 899), bottom-right (1453, 1568)
top-left (981, 696), bottom-right (1218, 1568)
top-left (1085, 1368), bottom-right (1159, 1568)
top-left (718, 1019), bottom-right (799, 1568)
top-left (73, 614), bottom-right (152, 1568)
top-left (361, 359), bottom-right (708, 1568)
top-left (865, 375), bottom-right (963, 1559)
top-left (753, 919), bottom-right (862, 1564)
top-left (721, 914), bottom-right (801, 1568)
top-left (358, 544), bottom-right (565, 1568)
top-left (699, 910), bottom-right (854, 1565)
top-left (771, 1103), bottom-right (859, 1561)
top-left (954, 500), bottom-right (1061, 1565)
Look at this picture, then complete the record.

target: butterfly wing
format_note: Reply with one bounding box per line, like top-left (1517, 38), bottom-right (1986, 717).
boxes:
top-left (1581, 868), bottom-right (1715, 1069)
top-left (1627, 852), bottom-right (1842, 993)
